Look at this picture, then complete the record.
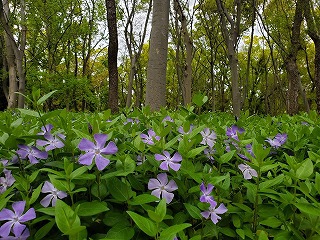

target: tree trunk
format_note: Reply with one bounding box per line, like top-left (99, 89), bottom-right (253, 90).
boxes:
top-left (215, 0), bottom-right (241, 117)
top-left (146, 0), bottom-right (170, 111)
top-left (303, 0), bottom-right (320, 113)
top-left (285, 0), bottom-right (309, 114)
top-left (106, 0), bottom-right (119, 113)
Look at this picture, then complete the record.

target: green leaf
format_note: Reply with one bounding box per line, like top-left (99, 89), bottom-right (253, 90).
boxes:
top-left (18, 109), bottom-right (40, 118)
top-left (105, 223), bottom-right (134, 240)
top-left (37, 90), bottom-right (57, 105)
top-left (296, 159), bottom-right (313, 180)
top-left (107, 177), bottom-right (133, 202)
top-left (126, 211), bottom-right (157, 237)
top-left (155, 199), bottom-right (166, 222)
top-left (69, 166), bottom-right (89, 180)
top-left (37, 207), bottom-right (56, 216)
top-left (184, 203), bottom-right (202, 219)
top-left (159, 223), bottom-right (192, 240)
top-left (55, 199), bottom-right (82, 234)
top-left (260, 217), bottom-right (283, 228)
top-left (187, 146), bottom-right (207, 158)
top-left (29, 184), bottom-right (43, 205)
top-left (34, 221), bottom-right (55, 240)
top-left (258, 230), bottom-right (269, 240)
top-left (236, 229), bottom-right (245, 239)
top-left (218, 150), bottom-right (236, 164)
top-left (128, 194), bottom-right (159, 205)
top-left (259, 174), bottom-right (285, 190)
top-left (295, 203), bottom-right (320, 216)
top-left (77, 201), bottom-right (109, 216)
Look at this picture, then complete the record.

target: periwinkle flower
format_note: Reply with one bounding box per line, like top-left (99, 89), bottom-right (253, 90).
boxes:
top-left (0, 170), bottom-right (15, 194)
top-left (38, 124), bottom-right (54, 135)
top-left (40, 181), bottom-right (67, 207)
top-left (136, 154), bottom-right (146, 166)
top-left (204, 147), bottom-right (215, 163)
top-left (265, 133), bottom-right (287, 148)
top-left (37, 132), bottom-right (65, 151)
top-left (226, 125), bottom-right (244, 141)
top-left (238, 163), bottom-right (258, 179)
top-left (162, 116), bottom-right (174, 123)
top-left (16, 145), bottom-right (48, 164)
top-left (178, 125), bottom-right (193, 135)
top-left (140, 129), bottom-right (160, 145)
top-left (155, 151), bottom-right (182, 171)
top-left (78, 133), bottom-right (118, 171)
top-left (124, 118), bottom-right (140, 125)
top-left (200, 128), bottom-right (217, 148)
top-left (148, 173), bottom-right (178, 203)
top-left (200, 183), bottom-right (215, 205)
top-left (0, 227), bottom-right (30, 240)
top-left (0, 201), bottom-right (36, 238)
top-left (201, 200), bottom-right (227, 224)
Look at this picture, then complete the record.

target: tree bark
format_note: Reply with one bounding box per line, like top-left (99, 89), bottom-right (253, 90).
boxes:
top-left (303, 0), bottom-right (320, 113)
top-left (146, 0), bottom-right (170, 111)
top-left (215, 0), bottom-right (241, 117)
top-left (106, 0), bottom-right (119, 113)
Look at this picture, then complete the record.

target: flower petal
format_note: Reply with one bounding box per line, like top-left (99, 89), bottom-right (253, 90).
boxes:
top-left (12, 222), bottom-right (26, 237)
top-left (168, 162), bottom-right (181, 171)
top-left (19, 208), bottom-right (36, 222)
top-left (0, 209), bottom-right (15, 221)
top-left (12, 201), bottom-right (26, 217)
top-left (151, 189), bottom-right (161, 199)
top-left (40, 194), bottom-right (53, 207)
top-left (42, 181), bottom-right (56, 193)
top-left (78, 152), bottom-right (95, 166)
top-left (166, 180), bottom-right (178, 192)
top-left (159, 161), bottom-right (169, 171)
top-left (78, 138), bottom-right (95, 151)
top-left (155, 154), bottom-right (166, 161)
top-left (148, 178), bottom-right (160, 190)
top-left (162, 190), bottom-right (174, 203)
top-left (95, 155), bottom-right (110, 171)
top-left (171, 152), bottom-right (182, 162)
top-left (101, 141), bottom-right (118, 155)
top-left (157, 173), bottom-right (168, 186)
top-left (201, 211), bottom-right (210, 219)
top-left (0, 221), bottom-right (14, 237)
top-left (94, 134), bottom-right (108, 149)
top-left (210, 213), bottom-right (221, 224)
top-left (215, 203), bottom-right (228, 214)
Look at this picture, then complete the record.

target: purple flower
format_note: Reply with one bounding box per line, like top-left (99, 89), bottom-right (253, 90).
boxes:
top-left (40, 181), bottom-right (67, 207)
top-left (78, 133), bottom-right (118, 171)
top-left (204, 147), bottom-right (215, 162)
top-left (200, 183), bottom-right (215, 205)
top-left (0, 170), bottom-right (15, 194)
top-left (238, 163), bottom-right (258, 179)
top-left (0, 201), bottom-right (36, 238)
top-left (148, 173), bottom-right (178, 203)
top-left (155, 151), bottom-right (182, 171)
top-left (140, 129), bottom-right (160, 145)
top-left (200, 128), bottom-right (217, 148)
top-left (0, 227), bottom-right (30, 240)
top-left (38, 124), bottom-right (54, 135)
top-left (201, 200), bottom-right (227, 224)
top-left (136, 154), bottom-right (146, 166)
top-left (178, 125), bottom-right (193, 135)
top-left (162, 116), bottom-right (174, 123)
top-left (124, 118), bottom-right (140, 125)
top-left (226, 125), bottom-right (244, 141)
top-left (238, 144), bottom-right (255, 161)
top-left (265, 133), bottom-right (287, 148)
top-left (36, 132), bottom-right (65, 151)
top-left (16, 145), bottom-right (48, 164)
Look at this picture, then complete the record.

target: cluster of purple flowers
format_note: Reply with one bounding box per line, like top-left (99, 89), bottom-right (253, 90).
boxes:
top-left (200, 183), bottom-right (227, 224)
top-left (0, 161), bottom-right (15, 194)
top-left (265, 133), bottom-right (287, 148)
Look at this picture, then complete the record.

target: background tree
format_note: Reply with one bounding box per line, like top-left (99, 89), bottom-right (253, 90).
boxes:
top-left (146, 0), bottom-right (170, 111)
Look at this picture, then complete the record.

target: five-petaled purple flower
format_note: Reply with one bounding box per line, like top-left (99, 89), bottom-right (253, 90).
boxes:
top-left (140, 129), bottom-right (160, 145)
top-left (155, 151), bottom-right (182, 171)
top-left (37, 132), bottom-right (65, 152)
top-left (226, 125), bottom-right (244, 141)
top-left (78, 134), bottom-right (118, 171)
top-left (238, 163), bottom-right (258, 179)
top-left (148, 173), bottom-right (178, 203)
top-left (200, 183), bottom-right (215, 205)
top-left (40, 181), bottom-right (67, 207)
top-left (201, 200), bottom-right (227, 224)
top-left (16, 145), bottom-right (48, 164)
top-left (265, 133), bottom-right (287, 148)
top-left (0, 170), bottom-right (15, 194)
top-left (0, 201), bottom-right (36, 238)
top-left (200, 128), bottom-right (217, 148)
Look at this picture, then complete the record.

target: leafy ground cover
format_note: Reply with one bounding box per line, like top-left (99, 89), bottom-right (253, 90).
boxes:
top-left (0, 101), bottom-right (320, 239)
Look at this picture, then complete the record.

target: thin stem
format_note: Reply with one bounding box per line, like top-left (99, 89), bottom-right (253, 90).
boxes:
top-left (252, 168), bottom-right (260, 234)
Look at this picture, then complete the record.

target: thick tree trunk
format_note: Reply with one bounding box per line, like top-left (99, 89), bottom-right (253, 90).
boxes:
top-left (146, 0), bottom-right (170, 111)
top-left (106, 0), bottom-right (119, 113)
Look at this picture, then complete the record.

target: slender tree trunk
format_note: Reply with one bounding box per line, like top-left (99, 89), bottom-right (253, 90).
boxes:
top-left (216, 0), bottom-right (241, 117)
top-left (304, 0), bottom-right (320, 113)
top-left (106, 0), bottom-right (119, 113)
top-left (146, 0), bottom-right (170, 111)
